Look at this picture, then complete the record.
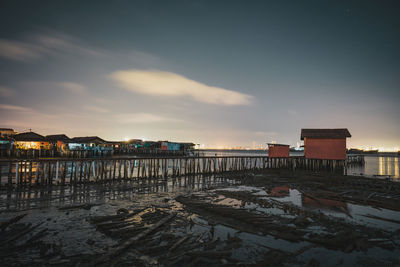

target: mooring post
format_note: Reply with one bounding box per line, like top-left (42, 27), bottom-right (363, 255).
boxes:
top-left (55, 161), bottom-right (59, 182)
top-left (15, 162), bottom-right (19, 186)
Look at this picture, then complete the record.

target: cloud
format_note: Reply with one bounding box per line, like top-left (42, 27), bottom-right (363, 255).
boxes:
top-left (0, 104), bottom-right (32, 112)
top-left (116, 113), bottom-right (181, 124)
top-left (83, 105), bottom-right (109, 113)
top-left (0, 86), bottom-right (15, 97)
top-left (19, 81), bottom-right (86, 94)
top-left (0, 31), bottom-right (103, 62)
top-left (110, 70), bottom-right (253, 105)
top-left (0, 39), bottom-right (40, 61)
top-left (34, 32), bottom-right (102, 57)
top-left (56, 82), bottom-right (86, 94)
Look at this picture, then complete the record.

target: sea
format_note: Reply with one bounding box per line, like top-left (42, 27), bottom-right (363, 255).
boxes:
top-left (200, 150), bottom-right (400, 180)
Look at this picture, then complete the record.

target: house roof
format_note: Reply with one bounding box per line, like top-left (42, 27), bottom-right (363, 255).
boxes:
top-left (126, 139), bottom-right (142, 144)
top-left (300, 128), bottom-right (351, 140)
top-left (14, 132), bottom-right (46, 142)
top-left (0, 128), bottom-right (14, 131)
top-left (46, 134), bottom-right (71, 143)
top-left (267, 143), bottom-right (289, 147)
top-left (71, 136), bottom-right (106, 144)
top-left (105, 141), bottom-right (127, 145)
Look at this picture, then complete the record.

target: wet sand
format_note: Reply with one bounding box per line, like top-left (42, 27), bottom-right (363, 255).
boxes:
top-left (1, 170), bottom-right (399, 266)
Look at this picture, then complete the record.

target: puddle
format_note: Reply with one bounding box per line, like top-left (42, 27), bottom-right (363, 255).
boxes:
top-left (214, 184), bottom-right (400, 232)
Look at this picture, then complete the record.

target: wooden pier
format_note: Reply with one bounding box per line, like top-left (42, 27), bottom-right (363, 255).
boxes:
top-left (0, 156), bottom-right (363, 188)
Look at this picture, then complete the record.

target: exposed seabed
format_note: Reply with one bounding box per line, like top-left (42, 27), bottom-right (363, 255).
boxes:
top-left (1, 170), bottom-right (400, 266)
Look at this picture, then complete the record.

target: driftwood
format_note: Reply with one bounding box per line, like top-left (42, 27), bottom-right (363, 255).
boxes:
top-left (338, 190), bottom-right (355, 196)
top-left (0, 222), bottom-right (43, 247)
top-left (91, 208), bottom-right (147, 224)
top-left (90, 213), bottom-right (129, 224)
top-left (0, 229), bottom-right (48, 257)
top-left (58, 203), bottom-right (100, 211)
top-left (93, 212), bottom-right (176, 264)
top-left (0, 213), bottom-right (27, 231)
top-left (361, 214), bottom-right (400, 224)
top-left (168, 235), bottom-right (191, 252)
top-left (186, 250), bottom-right (232, 258)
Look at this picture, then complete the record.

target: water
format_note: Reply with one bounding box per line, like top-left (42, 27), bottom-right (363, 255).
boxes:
top-left (1, 170), bottom-right (399, 265)
top-left (201, 150), bottom-right (400, 179)
top-left (347, 155), bottom-right (400, 179)
top-left (216, 185), bottom-right (400, 231)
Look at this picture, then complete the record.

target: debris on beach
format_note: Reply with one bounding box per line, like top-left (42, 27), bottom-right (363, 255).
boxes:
top-left (1, 170), bottom-right (400, 266)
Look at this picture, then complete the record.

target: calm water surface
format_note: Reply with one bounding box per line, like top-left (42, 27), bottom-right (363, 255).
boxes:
top-left (347, 155), bottom-right (399, 179)
top-left (202, 150), bottom-right (400, 180)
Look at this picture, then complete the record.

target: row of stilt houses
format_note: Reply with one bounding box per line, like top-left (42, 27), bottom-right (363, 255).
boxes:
top-left (0, 128), bottom-right (196, 158)
top-left (0, 128), bottom-right (366, 187)
top-left (0, 127), bottom-right (363, 165)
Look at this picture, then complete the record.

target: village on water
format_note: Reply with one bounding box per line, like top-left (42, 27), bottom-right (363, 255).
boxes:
top-left (1, 126), bottom-right (399, 266)
top-left (1, 127), bottom-right (359, 159)
top-left (0, 126), bottom-right (367, 187)
top-left (1, 1), bottom-right (399, 265)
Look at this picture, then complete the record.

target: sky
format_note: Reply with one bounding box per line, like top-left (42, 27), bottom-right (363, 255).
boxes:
top-left (0, 0), bottom-right (399, 150)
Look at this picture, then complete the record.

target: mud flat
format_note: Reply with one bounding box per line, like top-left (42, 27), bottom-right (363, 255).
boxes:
top-left (0, 170), bottom-right (399, 266)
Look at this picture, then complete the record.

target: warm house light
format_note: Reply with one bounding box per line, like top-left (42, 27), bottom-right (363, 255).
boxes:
top-left (15, 141), bottom-right (50, 150)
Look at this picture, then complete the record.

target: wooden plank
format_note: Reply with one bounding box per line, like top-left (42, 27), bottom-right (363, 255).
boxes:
top-left (92, 213), bottom-right (176, 264)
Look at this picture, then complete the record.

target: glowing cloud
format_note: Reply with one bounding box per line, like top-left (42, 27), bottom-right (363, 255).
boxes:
top-left (110, 70), bottom-right (253, 105)
top-left (56, 82), bottom-right (86, 94)
top-left (116, 113), bottom-right (181, 124)
top-left (0, 104), bottom-right (32, 112)
top-left (83, 105), bottom-right (109, 113)
top-left (0, 32), bottom-right (103, 62)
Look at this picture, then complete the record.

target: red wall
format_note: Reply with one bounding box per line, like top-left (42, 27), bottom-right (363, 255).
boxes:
top-left (304, 138), bottom-right (347, 160)
top-left (268, 145), bottom-right (289, 158)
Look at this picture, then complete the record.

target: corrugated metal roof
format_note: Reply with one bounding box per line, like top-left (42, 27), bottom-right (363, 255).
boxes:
top-left (267, 143), bottom-right (289, 147)
top-left (71, 136), bottom-right (106, 144)
top-left (46, 134), bottom-right (71, 143)
top-left (301, 128), bottom-right (351, 140)
top-left (14, 132), bottom-right (46, 141)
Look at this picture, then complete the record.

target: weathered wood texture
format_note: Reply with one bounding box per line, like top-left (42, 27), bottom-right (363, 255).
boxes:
top-left (0, 155), bottom-right (362, 187)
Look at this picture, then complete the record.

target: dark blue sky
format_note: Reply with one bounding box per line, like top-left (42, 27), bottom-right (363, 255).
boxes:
top-left (0, 0), bottom-right (399, 149)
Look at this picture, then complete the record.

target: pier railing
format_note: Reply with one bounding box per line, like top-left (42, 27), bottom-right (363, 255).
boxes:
top-left (0, 156), bottom-right (361, 187)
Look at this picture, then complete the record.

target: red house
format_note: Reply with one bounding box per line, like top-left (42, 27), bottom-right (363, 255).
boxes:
top-left (268, 143), bottom-right (289, 158)
top-left (301, 128), bottom-right (351, 160)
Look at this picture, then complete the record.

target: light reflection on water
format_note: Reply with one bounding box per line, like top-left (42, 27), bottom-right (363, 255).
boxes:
top-left (348, 156), bottom-right (400, 179)
top-left (219, 186), bottom-right (400, 231)
top-left (204, 150), bottom-right (400, 179)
